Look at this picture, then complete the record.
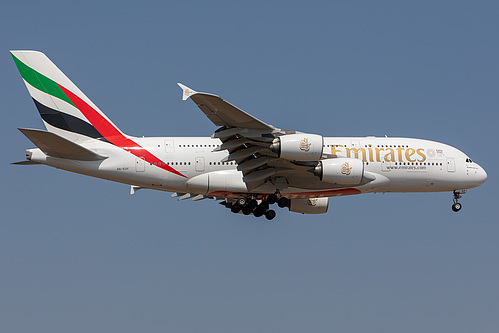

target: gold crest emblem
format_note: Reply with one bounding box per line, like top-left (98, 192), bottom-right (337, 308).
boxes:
top-left (341, 162), bottom-right (352, 175)
top-left (300, 138), bottom-right (311, 152)
top-left (308, 198), bottom-right (318, 206)
top-left (183, 88), bottom-right (194, 99)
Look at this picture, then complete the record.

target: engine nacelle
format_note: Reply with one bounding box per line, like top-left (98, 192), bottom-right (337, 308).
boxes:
top-left (272, 133), bottom-right (323, 161)
top-left (289, 197), bottom-right (329, 214)
top-left (314, 158), bottom-right (364, 185)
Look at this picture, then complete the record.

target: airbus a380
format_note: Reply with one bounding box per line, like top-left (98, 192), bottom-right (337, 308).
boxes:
top-left (11, 51), bottom-right (487, 220)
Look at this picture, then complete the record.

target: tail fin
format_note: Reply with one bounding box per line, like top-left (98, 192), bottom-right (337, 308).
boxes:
top-left (11, 50), bottom-right (125, 142)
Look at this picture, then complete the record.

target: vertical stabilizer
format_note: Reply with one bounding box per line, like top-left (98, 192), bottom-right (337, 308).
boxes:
top-left (11, 50), bottom-right (125, 142)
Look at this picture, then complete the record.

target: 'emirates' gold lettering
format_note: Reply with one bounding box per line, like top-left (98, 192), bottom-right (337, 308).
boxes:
top-left (384, 148), bottom-right (395, 162)
top-left (331, 145), bottom-right (344, 156)
top-left (396, 147), bottom-right (404, 161)
top-left (405, 148), bottom-right (416, 162)
top-left (328, 144), bottom-right (428, 163)
top-left (346, 148), bottom-right (366, 160)
top-left (375, 148), bottom-right (384, 162)
top-left (416, 148), bottom-right (426, 162)
top-left (367, 147), bottom-right (374, 162)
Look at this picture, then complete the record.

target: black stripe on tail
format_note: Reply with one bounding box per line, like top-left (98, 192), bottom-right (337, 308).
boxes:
top-left (32, 98), bottom-right (107, 141)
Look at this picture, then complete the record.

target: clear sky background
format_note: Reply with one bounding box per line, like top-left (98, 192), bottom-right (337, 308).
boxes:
top-left (1, 1), bottom-right (498, 332)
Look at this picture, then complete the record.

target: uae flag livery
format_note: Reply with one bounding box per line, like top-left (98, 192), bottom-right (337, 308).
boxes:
top-left (12, 51), bottom-right (185, 178)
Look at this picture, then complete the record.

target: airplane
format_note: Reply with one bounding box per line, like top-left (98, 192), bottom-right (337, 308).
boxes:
top-left (11, 50), bottom-right (487, 220)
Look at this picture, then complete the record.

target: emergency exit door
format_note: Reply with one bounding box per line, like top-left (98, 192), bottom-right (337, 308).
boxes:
top-left (135, 157), bottom-right (145, 172)
top-left (195, 157), bottom-right (205, 172)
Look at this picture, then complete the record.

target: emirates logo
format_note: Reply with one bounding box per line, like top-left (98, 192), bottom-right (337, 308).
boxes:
top-left (341, 162), bottom-right (352, 175)
top-left (183, 88), bottom-right (194, 99)
top-left (308, 198), bottom-right (318, 206)
top-left (300, 138), bottom-right (311, 152)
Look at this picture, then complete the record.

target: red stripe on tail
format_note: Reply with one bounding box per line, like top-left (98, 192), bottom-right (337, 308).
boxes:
top-left (58, 84), bottom-right (187, 178)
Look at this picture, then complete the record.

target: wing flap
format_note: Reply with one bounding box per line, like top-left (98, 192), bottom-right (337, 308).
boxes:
top-left (19, 128), bottom-right (107, 161)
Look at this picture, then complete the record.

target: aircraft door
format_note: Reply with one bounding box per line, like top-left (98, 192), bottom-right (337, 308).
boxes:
top-left (135, 157), bottom-right (145, 172)
top-left (446, 158), bottom-right (456, 172)
top-left (381, 160), bottom-right (391, 172)
top-left (165, 140), bottom-right (175, 154)
top-left (195, 157), bottom-right (205, 172)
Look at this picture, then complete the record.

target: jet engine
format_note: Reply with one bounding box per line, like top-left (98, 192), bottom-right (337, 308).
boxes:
top-left (313, 158), bottom-right (364, 185)
top-left (289, 197), bottom-right (329, 214)
top-left (271, 133), bottom-right (323, 161)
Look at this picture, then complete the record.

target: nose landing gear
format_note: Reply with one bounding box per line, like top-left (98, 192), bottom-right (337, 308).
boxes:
top-left (451, 190), bottom-right (465, 212)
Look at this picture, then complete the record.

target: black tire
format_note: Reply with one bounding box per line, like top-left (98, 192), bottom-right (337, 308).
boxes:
top-left (267, 194), bottom-right (278, 205)
top-left (237, 197), bottom-right (247, 206)
top-left (259, 201), bottom-right (269, 210)
top-left (231, 204), bottom-right (241, 214)
top-left (452, 202), bottom-right (462, 212)
top-left (277, 197), bottom-right (289, 208)
top-left (248, 199), bottom-right (258, 209)
top-left (265, 209), bottom-right (276, 220)
top-left (253, 209), bottom-right (264, 218)
top-left (242, 205), bottom-right (253, 215)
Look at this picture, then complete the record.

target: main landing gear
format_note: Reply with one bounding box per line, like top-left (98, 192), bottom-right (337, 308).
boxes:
top-left (222, 192), bottom-right (290, 220)
top-left (451, 190), bottom-right (464, 212)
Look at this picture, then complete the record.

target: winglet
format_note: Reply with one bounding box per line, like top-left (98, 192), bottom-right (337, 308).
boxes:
top-left (177, 83), bottom-right (198, 101)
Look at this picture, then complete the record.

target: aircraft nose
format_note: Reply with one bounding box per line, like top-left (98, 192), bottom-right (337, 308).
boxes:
top-left (474, 164), bottom-right (487, 186)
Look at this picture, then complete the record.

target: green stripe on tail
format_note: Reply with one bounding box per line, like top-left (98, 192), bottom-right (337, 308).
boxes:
top-left (11, 53), bottom-right (75, 107)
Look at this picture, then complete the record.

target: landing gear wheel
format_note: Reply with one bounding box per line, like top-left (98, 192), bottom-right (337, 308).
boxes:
top-left (452, 202), bottom-right (462, 212)
top-left (231, 204), bottom-right (241, 214)
top-left (277, 197), bottom-right (289, 208)
top-left (451, 190), bottom-right (464, 213)
top-left (248, 199), bottom-right (258, 209)
top-left (253, 209), bottom-right (264, 218)
top-left (267, 194), bottom-right (278, 205)
top-left (237, 197), bottom-right (248, 206)
top-left (253, 202), bottom-right (269, 218)
top-left (265, 209), bottom-right (276, 220)
top-left (242, 205), bottom-right (253, 215)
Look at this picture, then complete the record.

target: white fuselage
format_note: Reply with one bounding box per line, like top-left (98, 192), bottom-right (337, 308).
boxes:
top-left (26, 135), bottom-right (487, 199)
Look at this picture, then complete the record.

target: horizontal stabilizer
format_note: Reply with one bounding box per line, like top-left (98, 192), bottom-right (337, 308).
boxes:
top-left (19, 128), bottom-right (107, 161)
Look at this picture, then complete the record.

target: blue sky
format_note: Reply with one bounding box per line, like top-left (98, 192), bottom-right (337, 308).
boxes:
top-left (1, 1), bottom-right (498, 332)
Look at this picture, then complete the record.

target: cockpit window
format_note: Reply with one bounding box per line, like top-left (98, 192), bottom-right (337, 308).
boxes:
top-left (466, 158), bottom-right (473, 163)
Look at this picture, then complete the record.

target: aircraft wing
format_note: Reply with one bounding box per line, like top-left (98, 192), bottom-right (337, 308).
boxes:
top-left (178, 84), bottom-right (275, 130)
top-left (178, 84), bottom-right (329, 192)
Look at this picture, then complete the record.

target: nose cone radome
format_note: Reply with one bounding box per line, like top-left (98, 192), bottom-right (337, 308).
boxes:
top-left (477, 164), bottom-right (487, 186)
